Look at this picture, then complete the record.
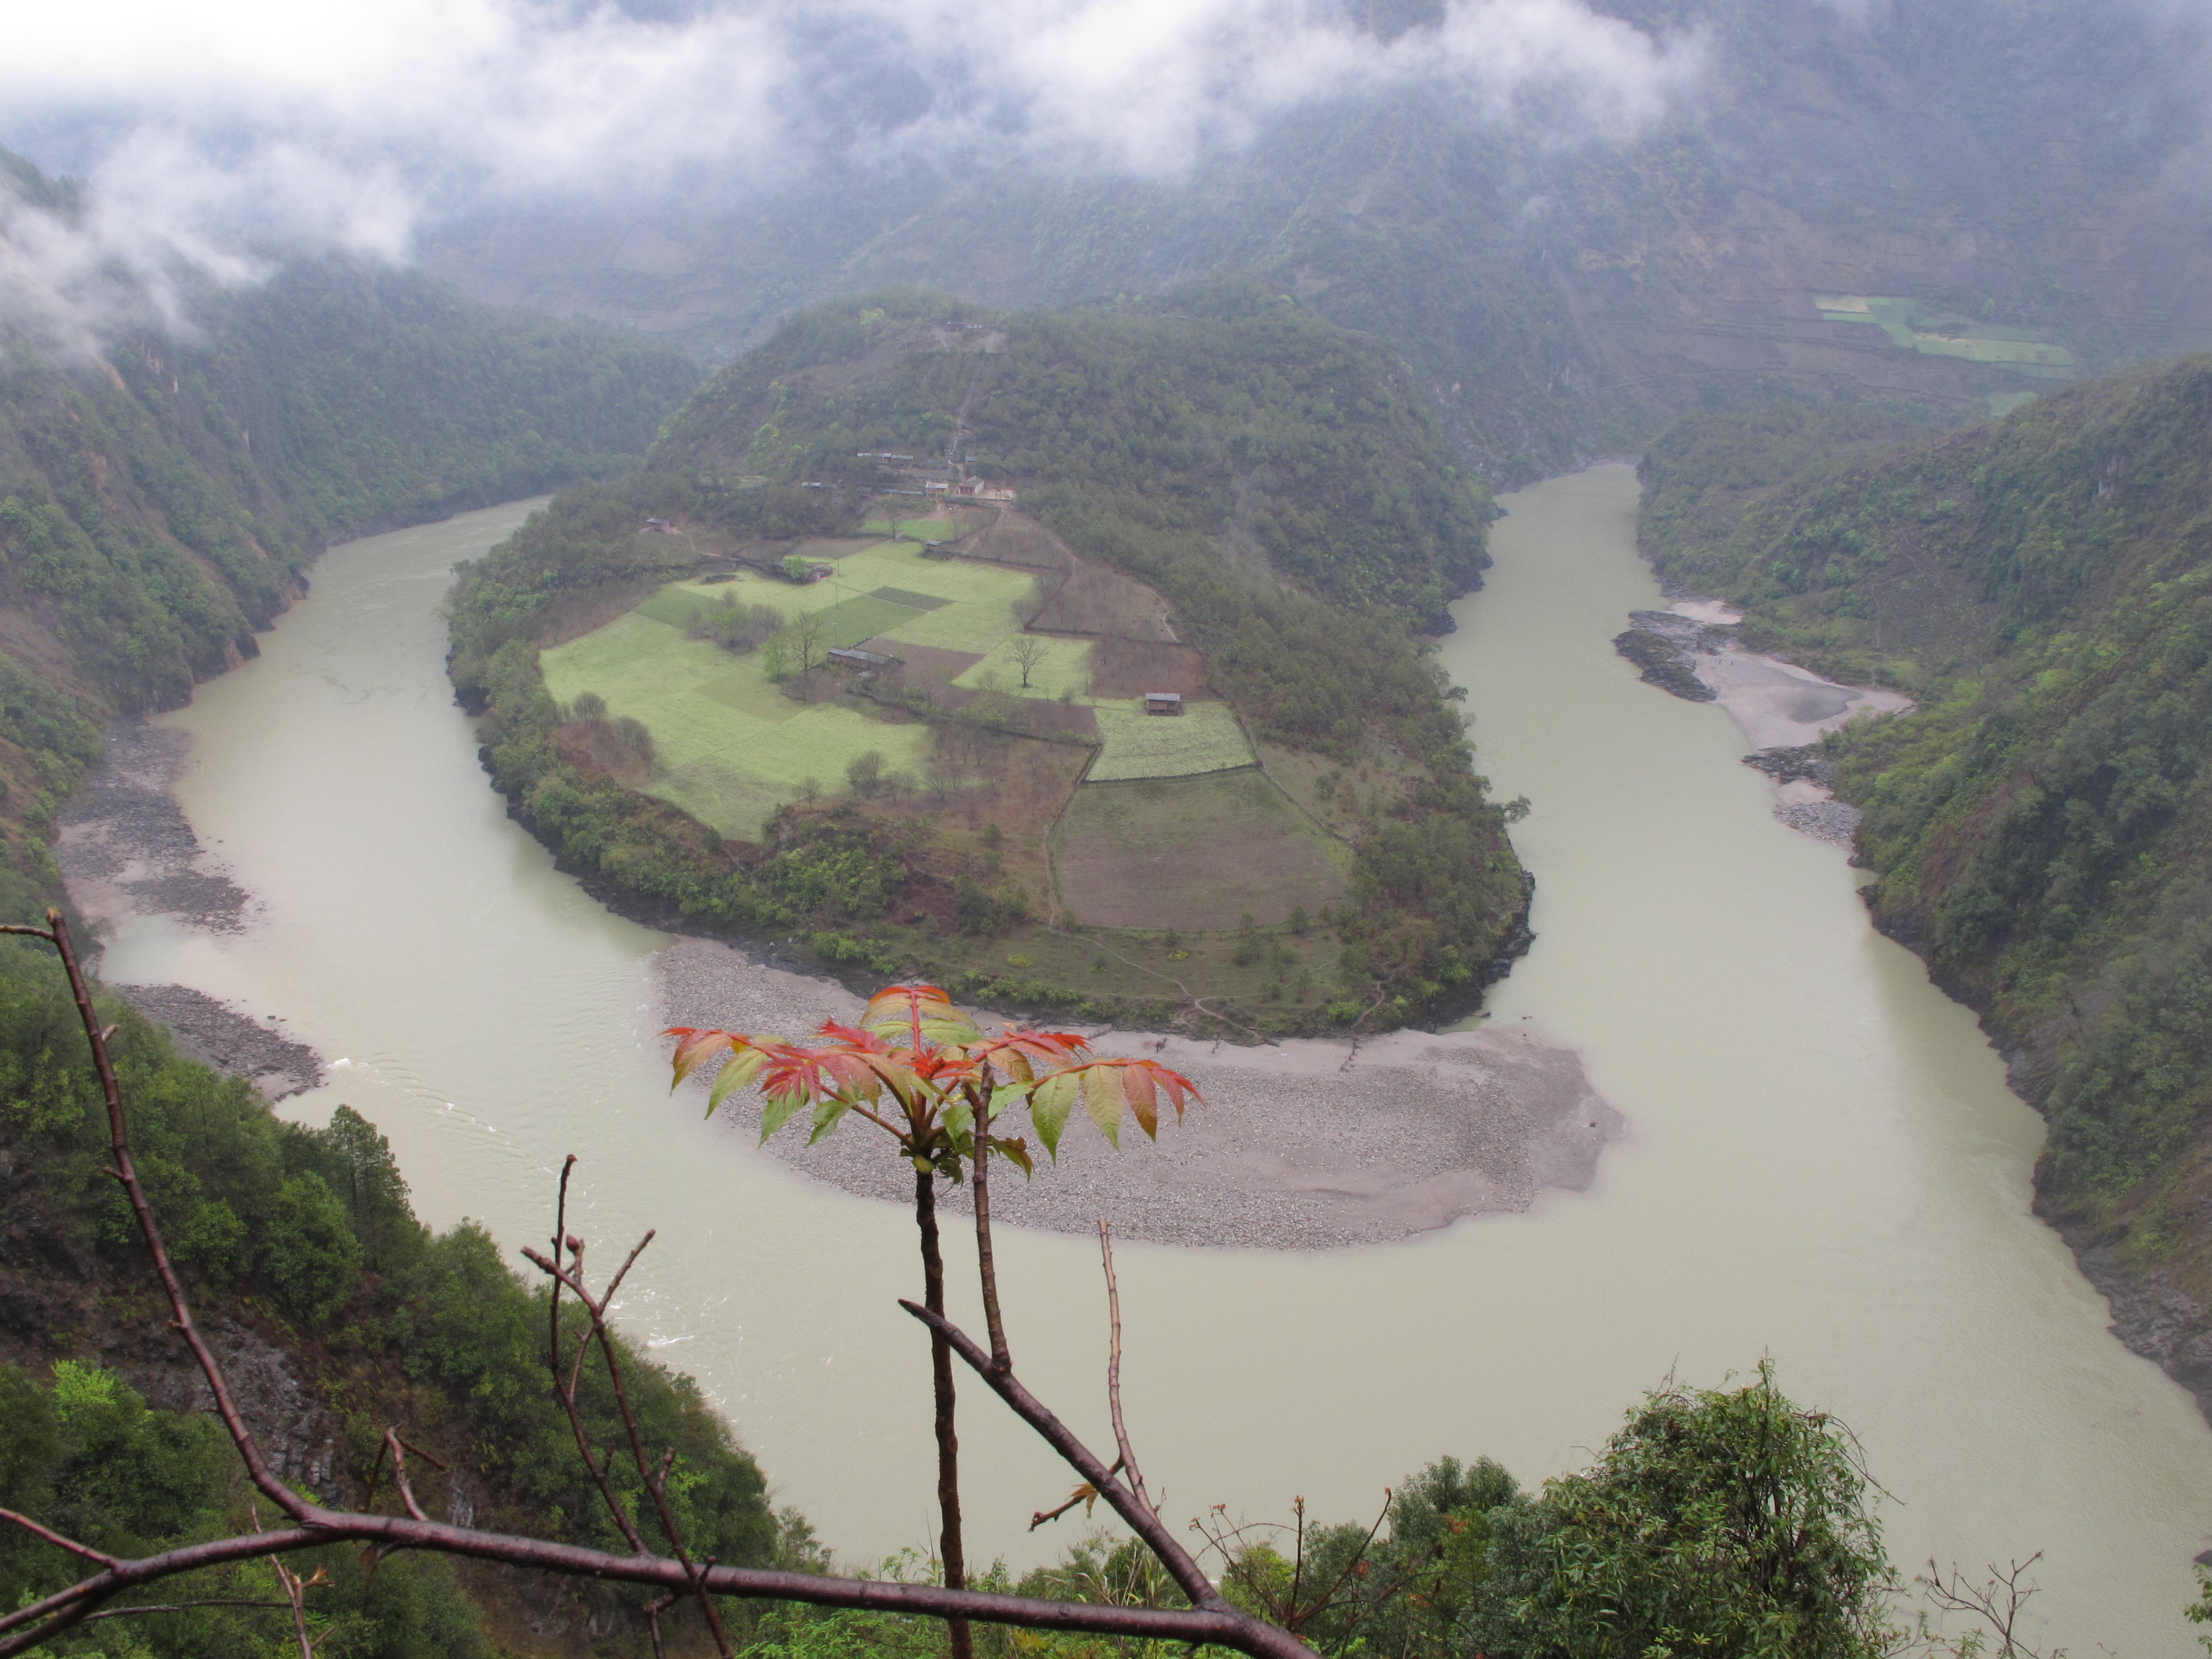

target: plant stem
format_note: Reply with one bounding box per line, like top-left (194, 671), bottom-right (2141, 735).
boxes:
top-left (972, 1090), bottom-right (1010, 1372)
top-left (915, 1168), bottom-right (972, 1659)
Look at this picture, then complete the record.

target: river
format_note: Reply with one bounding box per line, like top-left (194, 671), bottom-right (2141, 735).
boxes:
top-left (91, 468), bottom-right (2212, 1653)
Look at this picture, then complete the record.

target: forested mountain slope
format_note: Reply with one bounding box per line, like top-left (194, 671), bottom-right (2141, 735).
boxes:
top-left (0, 152), bottom-right (748, 1650)
top-left (424, 0), bottom-right (2212, 479)
top-left (1639, 364), bottom-right (2212, 1408)
top-left (0, 149), bottom-right (697, 925)
top-left (0, 939), bottom-right (781, 1657)
top-left (450, 288), bottom-right (1528, 1035)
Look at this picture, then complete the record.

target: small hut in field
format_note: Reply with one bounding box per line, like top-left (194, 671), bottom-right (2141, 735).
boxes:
top-left (1143, 691), bottom-right (1184, 716)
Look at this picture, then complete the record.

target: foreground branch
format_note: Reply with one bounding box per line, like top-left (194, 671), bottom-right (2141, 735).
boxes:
top-left (0, 1514), bottom-right (1295, 1657)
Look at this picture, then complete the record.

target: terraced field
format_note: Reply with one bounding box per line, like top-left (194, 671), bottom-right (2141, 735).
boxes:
top-left (1087, 700), bottom-right (1253, 781)
top-left (1053, 771), bottom-right (1347, 929)
top-left (540, 536), bottom-right (1254, 837)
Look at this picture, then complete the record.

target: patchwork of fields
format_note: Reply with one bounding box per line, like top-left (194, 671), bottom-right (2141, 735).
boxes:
top-left (539, 536), bottom-right (1259, 837)
top-left (1813, 293), bottom-right (2078, 379)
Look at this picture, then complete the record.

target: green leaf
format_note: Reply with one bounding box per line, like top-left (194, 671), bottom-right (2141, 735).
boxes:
top-left (1083, 1067), bottom-right (1122, 1148)
top-left (808, 1094), bottom-right (853, 1145)
top-left (1030, 1072), bottom-right (1077, 1159)
top-left (707, 1049), bottom-right (770, 1115)
top-left (760, 1085), bottom-right (807, 1143)
top-left (943, 1095), bottom-right (973, 1148)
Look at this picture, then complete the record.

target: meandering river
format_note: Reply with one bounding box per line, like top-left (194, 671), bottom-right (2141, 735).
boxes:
top-left (93, 467), bottom-right (2212, 1652)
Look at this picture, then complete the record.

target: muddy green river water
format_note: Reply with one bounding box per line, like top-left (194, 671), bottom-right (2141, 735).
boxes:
top-left (93, 466), bottom-right (2212, 1652)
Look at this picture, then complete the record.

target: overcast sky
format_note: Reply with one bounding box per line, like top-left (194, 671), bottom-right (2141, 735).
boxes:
top-left (2, 0), bottom-right (1708, 268)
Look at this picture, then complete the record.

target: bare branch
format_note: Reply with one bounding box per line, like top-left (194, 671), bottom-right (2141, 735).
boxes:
top-left (526, 1188), bottom-right (731, 1657)
top-left (33, 910), bottom-right (311, 1522)
top-left (383, 1431), bottom-right (430, 1524)
top-left (77, 1600), bottom-right (302, 1624)
top-left (0, 1507), bottom-right (120, 1569)
top-left (1097, 1221), bottom-right (1152, 1518)
top-left (0, 1514), bottom-right (1306, 1659)
top-left (899, 1298), bottom-right (1225, 1617)
top-left (1917, 1554), bottom-right (2063, 1658)
top-left (1030, 1459), bottom-right (1122, 1532)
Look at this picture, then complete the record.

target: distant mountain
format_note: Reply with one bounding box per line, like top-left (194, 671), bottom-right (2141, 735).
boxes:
top-left (1639, 361), bottom-right (2212, 1412)
top-left (419, 0), bottom-right (2212, 480)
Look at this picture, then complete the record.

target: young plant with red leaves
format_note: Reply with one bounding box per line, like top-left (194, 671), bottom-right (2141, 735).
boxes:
top-left (668, 984), bottom-right (1199, 1659)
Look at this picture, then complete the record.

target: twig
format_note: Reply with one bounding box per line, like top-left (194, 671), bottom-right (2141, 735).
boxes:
top-left (525, 1189), bottom-right (730, 1657)
top-left (76, 1600), bottom-right (301, 1624)
top-left (383, 1431), bottom-right (429, 1523)
top-left (1097, 1222), bottom-right (1152, 1516)
top-left (1030, 1459), bottom-right (1123, 1531)
top-left (900, 1299), bottom-right (1218, 1612)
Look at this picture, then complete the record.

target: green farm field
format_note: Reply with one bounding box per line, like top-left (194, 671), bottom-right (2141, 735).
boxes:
top-left (1087, 700), bottom-right (1251, 780)
top-left (1813, 293), bottom-right (2078, 377)
top-left (1051, 770), bottom-right (1348, 930)
top-left (540, 538), bottom-right (1253, 835)
top-left (860, 517), bottom-right (961, 540)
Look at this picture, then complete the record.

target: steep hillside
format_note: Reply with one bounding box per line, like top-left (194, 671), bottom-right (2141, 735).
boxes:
top-left (1639, 365), bottom-right (2212, 1410)
top-left (0, 152), bottom-right (698, 924)
top-left (0, 936), bottom-right (782, 1657)
top-left (449, 289), bottom-right (1529, 1036)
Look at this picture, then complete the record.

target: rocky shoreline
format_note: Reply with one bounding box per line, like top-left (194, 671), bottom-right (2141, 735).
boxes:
top-left (1618, 601), bottom-right (1903, 853)
top-left (660, 936), bottom-right (1624, 1250)
top-left (57, 721), bottom-right (325, 1101)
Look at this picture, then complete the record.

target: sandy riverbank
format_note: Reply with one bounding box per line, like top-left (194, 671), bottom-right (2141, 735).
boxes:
top-left (661, 938), bottom-right (1623, 1250)
top-left (1662, 600), bottom-right (1912, 849)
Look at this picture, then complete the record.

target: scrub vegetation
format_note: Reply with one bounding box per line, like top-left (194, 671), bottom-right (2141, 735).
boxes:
top-left (449, 287), bottom-right (1529, 1037)
top-left (1639, 361), bottom-right (2212, 1391)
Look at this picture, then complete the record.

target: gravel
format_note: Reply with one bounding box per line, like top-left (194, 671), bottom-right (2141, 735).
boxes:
top-left (661, 938), bottom-right (1624, 1251)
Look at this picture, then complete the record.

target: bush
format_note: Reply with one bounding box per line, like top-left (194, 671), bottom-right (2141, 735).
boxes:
top-left (262, 1171), bottom-right (364, 1326)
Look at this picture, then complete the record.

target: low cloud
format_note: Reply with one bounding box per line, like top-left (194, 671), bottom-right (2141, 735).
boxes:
top-left (1, 0), bottom-right (1708, 344)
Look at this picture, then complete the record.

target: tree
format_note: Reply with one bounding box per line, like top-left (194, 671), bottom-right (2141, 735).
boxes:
top-left (1473, 1362), bottom-right (1893, 1659)
top-left (793, 611), bottom-right (827, 680)
top-left (667, 984), bottom-right (1199, 1659)
top-left (1009, 635), bottom-right (1049, 690)
top-left (846, 750), bottom-right (885, 797)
